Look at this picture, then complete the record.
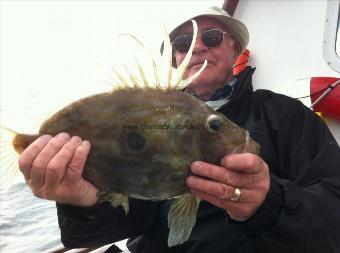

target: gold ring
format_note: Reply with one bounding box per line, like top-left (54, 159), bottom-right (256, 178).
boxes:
top-left (230, 187), bottom-right (242, 202)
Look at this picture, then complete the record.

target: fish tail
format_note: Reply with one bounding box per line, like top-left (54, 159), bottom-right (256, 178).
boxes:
top-left (0, 126), bottom-right (39, 190)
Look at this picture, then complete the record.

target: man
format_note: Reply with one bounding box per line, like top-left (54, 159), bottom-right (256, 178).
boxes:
top-left (18, 6), bottom-right (340, 253)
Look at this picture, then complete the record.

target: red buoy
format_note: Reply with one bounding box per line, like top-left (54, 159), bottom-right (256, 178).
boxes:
top-left (310, 77), bottom-right (340, 120)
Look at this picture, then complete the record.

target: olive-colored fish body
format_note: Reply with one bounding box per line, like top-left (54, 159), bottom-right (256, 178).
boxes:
top-left (34, 88), bottom-right (258, 200)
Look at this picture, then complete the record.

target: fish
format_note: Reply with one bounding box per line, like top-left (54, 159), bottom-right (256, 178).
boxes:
top-left (0, 20), bottom-right (260, 247)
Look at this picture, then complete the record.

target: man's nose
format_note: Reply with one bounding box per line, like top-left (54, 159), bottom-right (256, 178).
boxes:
top-left (193, 36), bottom-right (208, 54)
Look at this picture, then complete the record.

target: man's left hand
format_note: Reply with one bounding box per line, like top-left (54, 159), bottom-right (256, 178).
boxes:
top-left (187, 153), bottom-right (270, 221)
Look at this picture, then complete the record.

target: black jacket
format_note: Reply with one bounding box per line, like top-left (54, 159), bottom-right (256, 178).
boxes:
top-left (57, 67), bottom-right (340, 253)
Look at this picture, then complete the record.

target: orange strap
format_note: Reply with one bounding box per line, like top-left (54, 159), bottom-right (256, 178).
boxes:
top-left (233, 49), bottom-right (250, 76)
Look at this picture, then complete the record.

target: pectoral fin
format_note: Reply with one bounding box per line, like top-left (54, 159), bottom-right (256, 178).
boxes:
top-left (97, 191), bottom-right (129, 215)
top-left (167, 194), bottom-right (200, 247)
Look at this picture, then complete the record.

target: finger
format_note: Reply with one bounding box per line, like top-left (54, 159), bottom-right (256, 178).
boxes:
top-left (190, 188), bottom-right (255, 221)
top-left (191, 161), bottom-right (263, 188)
top-left (63, 140), bottom-right (91, 184)
top-left (190, 188), bottom-right (244, 211)
top-left (191, 188), bottom-right (228, 209)
top-left (187, 175), bottom-right (233, 200)
top-left (221, 153), bottom-right (266, 174)
top-left (18, 135), bottom-right (52, 180)
top-left (44, 136), bottom-right (83, 190)
top-left (191, 161), bottom-right (229, 183)
top-left (29, 133), bottom-right (70, 188)
top-left (226, 170), bottom-right (266, 188)
top-left (187, 175), bottom-right (252, 202)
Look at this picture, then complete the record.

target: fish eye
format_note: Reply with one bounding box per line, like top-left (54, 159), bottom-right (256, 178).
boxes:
top-left (126, 132), bottom-right (146, 152)
top-left (206, 115), bottom-right (224, 133)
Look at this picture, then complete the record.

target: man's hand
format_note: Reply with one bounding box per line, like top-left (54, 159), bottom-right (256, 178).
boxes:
top-left (187, 153), bottom-right (270, 221)
top-left (18, 133), bottom-right (98, 206)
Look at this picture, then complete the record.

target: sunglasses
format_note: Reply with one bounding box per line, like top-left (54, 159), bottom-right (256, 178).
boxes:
top-left (172, 29), bottom-right (230, 53)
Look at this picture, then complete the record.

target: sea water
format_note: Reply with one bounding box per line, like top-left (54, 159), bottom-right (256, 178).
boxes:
top-left (0, 183), bottom-right (61, 253)
top-left (0, 183), bottom-right (128, 253)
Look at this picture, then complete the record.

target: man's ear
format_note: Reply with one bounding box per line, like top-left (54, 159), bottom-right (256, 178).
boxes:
top-left (232, 40), bottom-right (241, 59)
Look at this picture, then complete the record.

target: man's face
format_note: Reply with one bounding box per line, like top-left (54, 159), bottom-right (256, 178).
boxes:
top-left (174, 17), bottom-right (239, 101)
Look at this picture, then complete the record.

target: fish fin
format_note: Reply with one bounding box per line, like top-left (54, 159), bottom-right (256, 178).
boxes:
top-left (134, 57), bottom-right (150, 88)
top-left (117, 22), bottom-right (202, 91)
top-left (172, 20), bottom-right (206, 90)
top-left (102, 76), bottom-right (121, 89)
top-left (173, 20), bottom-right (198, 89)
top-left (167, 194), bottom-right (200, 247)
top-left (151, 57), bottom-right (161, 89)
top-left (161, 21), bottom-right (173, 89)
top-left (123, 64), bottom-right (141, 89)
top-left (177, 60), bottom-right (208, 90)
top-left (112, 66), bottom-right (132, 89)
top-left (97, 191), bottom-right (129, 215)
top-left (118, 33), bottom-right (161, 89)
top-left (0, 126), bottom-right (22, 190)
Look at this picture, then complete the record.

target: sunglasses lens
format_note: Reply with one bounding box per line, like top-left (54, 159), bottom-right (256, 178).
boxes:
top-left (173, 34), bottom-right (193, 53)
top-left (172, 29), bottom-right (225, 53)
top-left (201, 29), bottom-right (224, 47)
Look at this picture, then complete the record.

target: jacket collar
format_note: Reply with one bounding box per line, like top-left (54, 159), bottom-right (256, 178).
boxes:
top-left (229, 66), bottom-right (255, 101)
top-left (183, 67), bottom-right (256, 109)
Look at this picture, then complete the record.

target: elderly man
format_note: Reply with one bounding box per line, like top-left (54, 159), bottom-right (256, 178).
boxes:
top-left (18, 6), bottom-right (340, 253)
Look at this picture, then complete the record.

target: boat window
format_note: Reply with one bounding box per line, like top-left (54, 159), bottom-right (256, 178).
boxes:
top-left (324, 0), bottom-right (340, 72)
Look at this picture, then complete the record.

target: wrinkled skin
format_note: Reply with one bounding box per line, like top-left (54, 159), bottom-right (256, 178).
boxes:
top-left (173, 17), bottom-right (240, 101)
top-left (18, 133), bottom-right (96, 207)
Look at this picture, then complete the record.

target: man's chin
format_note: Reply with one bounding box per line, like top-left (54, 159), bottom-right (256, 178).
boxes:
top-left (186, 79), bottom-right (212, 94)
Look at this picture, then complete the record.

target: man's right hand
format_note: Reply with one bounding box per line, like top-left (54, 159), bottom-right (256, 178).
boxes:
top-left (18, 133), bottom-right (98, 206)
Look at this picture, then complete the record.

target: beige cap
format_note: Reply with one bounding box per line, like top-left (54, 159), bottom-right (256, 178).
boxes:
top-left (169, 6), bottom-right (249, 52)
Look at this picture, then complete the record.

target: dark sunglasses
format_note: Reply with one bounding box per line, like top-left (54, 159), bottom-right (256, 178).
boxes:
top-left (172, 29), bottom-right (230, 53)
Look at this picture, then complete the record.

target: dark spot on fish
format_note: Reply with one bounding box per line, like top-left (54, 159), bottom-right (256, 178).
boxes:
top-left (126, 132), bottom-right (147, 152)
